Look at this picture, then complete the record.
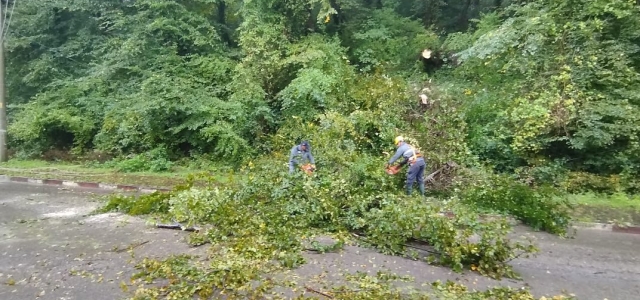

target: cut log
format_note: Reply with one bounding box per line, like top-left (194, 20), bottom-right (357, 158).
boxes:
top-left (421, 48), bottom-right (445, 74)
top-left (421, 49), bottom-right (433, 59)
top-left (419, 93), bottom-right (429, 105)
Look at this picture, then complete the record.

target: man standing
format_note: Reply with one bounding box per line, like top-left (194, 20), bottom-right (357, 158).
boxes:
top-left (385, 136), bottom-right (426, 196)
top-left (289, 140), bottom-right (316, 174)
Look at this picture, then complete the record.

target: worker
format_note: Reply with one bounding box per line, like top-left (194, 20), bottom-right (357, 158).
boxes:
top-left (289, 140), bottom-right (316, 174)
top-left (385, 136), bottom-right (426, 196)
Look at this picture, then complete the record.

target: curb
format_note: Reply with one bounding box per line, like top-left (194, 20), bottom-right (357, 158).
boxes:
top-left (569, 221), bottom-right (640, 235)
top-left (3, 174), bottom-right (640, 235)
top-left (0, 174), bottom-right (171, 194)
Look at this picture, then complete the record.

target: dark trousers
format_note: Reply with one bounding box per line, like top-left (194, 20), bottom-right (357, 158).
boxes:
top-left (406, 158), bottom-right (426, 196)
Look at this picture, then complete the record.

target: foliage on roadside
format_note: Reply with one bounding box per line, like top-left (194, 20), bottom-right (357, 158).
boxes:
top-left (462, 173), bottom-right (573, 235)
top-left (127, 256), bottom-right (575, 300)
top-left (95, 175), bottom-right (200, 215)
top-left (101, 153), bottom-right (543, 299)
top-left (428, 280), bottom-right (576, 300)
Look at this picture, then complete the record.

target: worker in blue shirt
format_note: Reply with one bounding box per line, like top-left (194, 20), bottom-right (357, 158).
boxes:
top-left (289, 140), bottom-right (316, 174)
top-left (385, 136), bottom-right (426, 196)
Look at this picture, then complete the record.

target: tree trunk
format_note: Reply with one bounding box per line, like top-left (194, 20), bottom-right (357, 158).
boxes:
top-left (306, 6), bottom-right (316, 32)
top-left (0, 39), bottom-right (6, 162)
top-left (458, 0), bottom-right (472, 31)
top-left (217, 1), bottom-right (226, 24)
top-left (329, 0), bottom-right (343, 25)
top-left (217, 1), bottom-right (231, 45)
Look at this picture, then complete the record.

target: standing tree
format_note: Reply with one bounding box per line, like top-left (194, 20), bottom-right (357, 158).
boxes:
top-left (0, 0), bottom-right (17, 162)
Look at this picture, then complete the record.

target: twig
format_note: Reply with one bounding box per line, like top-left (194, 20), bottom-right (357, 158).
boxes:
top-left (114, 240), bottom-right (149, 253)
top-left (505, 250), bottom-right (537, 263)
top-left (305, 285), bottom-right (334, 299)
top-left (404, 243), bottom-right (441, 255)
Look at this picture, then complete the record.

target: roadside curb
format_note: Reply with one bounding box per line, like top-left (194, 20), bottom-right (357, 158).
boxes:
top-left (569, 221), bottom-right (640, 234)
top-left (0, 174), bottom-right (172, 194)
top-left (3, 174), bottom-right (640, 235)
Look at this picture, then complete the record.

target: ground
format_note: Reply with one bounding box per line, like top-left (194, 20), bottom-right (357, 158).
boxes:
top-left (1, 180), bottom-right (639, 300)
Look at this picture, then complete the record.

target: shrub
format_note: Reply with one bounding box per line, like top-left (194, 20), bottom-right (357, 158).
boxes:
top-left (562, 172), bottom-right (624, 194)
top-left (462, 173), bottom-right (572, 235)
top-left (104, 148), bottom-right (174, 173)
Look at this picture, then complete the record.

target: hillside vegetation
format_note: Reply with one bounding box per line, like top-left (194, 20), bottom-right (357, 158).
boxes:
top-left (5, 0), bottom-right (637, 190)
top-left (4, 0), bottom-right (639, 298)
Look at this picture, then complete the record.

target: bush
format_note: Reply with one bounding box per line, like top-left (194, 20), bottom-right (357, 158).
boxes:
top-left (8, 101), bottom-right (97, 158)
top-left (462, 174), bottom-right (573, 235)
top-left (562, 172), bottom-right (624, 194)
top-left (104, 148), bottom-right (174, 173)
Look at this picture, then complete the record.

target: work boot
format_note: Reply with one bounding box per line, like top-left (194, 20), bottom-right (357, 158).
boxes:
top-left (419, 182), bottom-right (425, 196)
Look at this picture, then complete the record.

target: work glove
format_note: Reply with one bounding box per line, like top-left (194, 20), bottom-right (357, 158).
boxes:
top-left (384, 163), bottom-right (390, 169)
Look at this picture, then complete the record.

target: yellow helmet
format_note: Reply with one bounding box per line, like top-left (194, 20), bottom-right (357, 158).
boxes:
top-left (394, 136), bottom-right (404, 146)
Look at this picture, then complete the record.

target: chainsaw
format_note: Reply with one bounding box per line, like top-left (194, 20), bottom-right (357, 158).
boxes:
top-left (385, 165), bottom-right (402, 175)
top-left (300, 163), bottom-right (316, 175)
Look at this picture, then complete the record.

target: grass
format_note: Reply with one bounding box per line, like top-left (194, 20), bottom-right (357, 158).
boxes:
top-left (568, 192), bottom-right (640, 209)
top-left (567, 192), bottom-right (640, 224)
top-left (0, 159), bottom-right (240, 188)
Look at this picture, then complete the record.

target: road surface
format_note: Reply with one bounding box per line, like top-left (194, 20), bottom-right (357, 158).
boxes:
top-left (1, 180), bottom-right (639, 299)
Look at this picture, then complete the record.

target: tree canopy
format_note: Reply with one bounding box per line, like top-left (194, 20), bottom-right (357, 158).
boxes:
top-left (4, 0), bottom-right (640, 188)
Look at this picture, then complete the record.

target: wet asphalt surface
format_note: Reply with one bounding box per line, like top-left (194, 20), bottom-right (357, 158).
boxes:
top-left (1, 180), bottom-right (639, 300)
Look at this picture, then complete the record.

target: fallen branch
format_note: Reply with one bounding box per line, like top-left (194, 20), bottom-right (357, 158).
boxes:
top-left (424, 161), bottom-right (458, 184)
top-left (156, 220), bottom-right (201, 232)
top-left (113, 240), bottom-right (150, 253)
top-left (305, 285), bottom-right (334, 299)
top-left (404, 242), bottom-right (440, 255)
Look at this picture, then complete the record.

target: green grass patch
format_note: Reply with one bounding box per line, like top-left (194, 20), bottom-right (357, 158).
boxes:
top-left (0, 159), bottom-right (239, 188)
top-left (568, 192), bottom-right (640, 209)
top-left (0, 159), bottom-right (78, 169)
top-left (567, 192), bottom-right (640, 224)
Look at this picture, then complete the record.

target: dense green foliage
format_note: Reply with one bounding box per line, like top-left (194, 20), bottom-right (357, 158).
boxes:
top-left (445, 0), bottom-right (640, 182)
top-left (4, 0), bottom-right (638, 202)
top-left (7, 0), bottom-right (635, 297)
top-left (5, 0), bottom-right (640, 186)
top-left (462, 174), bottom-right (572, 234)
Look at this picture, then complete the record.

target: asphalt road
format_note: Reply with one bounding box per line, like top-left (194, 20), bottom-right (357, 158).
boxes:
top-left (1, 180), bottom-right (639, 300)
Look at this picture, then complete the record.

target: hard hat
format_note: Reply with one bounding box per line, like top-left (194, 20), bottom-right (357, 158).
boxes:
top-left (394, 136), bottom-right (404, 146)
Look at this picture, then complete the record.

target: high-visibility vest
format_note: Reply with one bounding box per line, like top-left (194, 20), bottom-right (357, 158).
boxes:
top-left (403, 145), bottom-right (422, 163)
